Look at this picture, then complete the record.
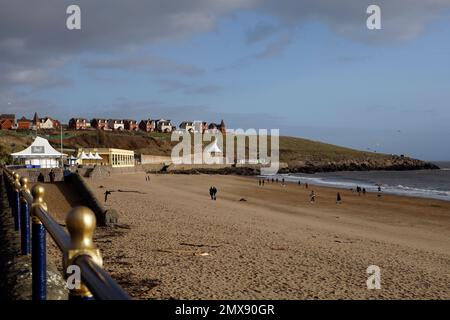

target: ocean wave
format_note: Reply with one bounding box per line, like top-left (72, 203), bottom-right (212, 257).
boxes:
top-left (260, 174), bottom-right (450, 201)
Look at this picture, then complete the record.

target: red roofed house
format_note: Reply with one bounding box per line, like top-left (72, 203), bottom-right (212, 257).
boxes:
top-left (139, 119), bottom-right (156, 132)
top-left (17, 117), bottom-right (32, 130)
top-left (0, 114), bottom-right (15, 130)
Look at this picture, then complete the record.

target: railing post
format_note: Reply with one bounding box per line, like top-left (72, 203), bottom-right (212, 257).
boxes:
top-left (13, 172), bottom-right (21, 231)
top-left (31, 184), bottom-right (47, 300)
top-left (20, 177), bottom-right (31, 255)
top-left (64, 206), bottom-right (103, 300)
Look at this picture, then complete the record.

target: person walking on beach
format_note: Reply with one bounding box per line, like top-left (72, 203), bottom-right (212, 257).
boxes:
top-left (298, 180), bottom-right (301, 186)
top-left (212, 186), bottom-right (217, 200)
top-left (209, 187), bottom-right (214, 200)
top-left (258, 180), bottom-right (261, 186)
top-left (309, 190), bottom-right (316, 203)
top-left (336, 192), bottom-right (342, 204)
top-left (262, 180), bottom-right (265, 186)
top-left (305, 183), bottom-right (309, 189)
top-left (38, 172), bottom-right (45, 183)
top-left (49, 170), bottom-right (55, 183)
top-left (362, 188), bottom-right (366, 195)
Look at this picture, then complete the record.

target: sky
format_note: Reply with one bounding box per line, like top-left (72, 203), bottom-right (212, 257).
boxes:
top-left (1, 0), bottom-right (450, 160)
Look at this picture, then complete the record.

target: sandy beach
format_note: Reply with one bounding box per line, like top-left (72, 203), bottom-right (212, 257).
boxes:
top-left (72, 173), bottom-right (450, 299)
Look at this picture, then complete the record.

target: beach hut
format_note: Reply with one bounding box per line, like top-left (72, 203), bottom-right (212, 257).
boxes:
top-left (11, 136), bottom-right (66, 168)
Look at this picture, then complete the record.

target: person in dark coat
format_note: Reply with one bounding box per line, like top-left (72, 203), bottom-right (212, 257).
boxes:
top-left (212, 186), bottom-right (217, 200)
top-left (336, 192), bottom-right (342, 204)
top-left (209, 187), bottom-right (214, 200)
top-left (49, 170), bottom-right (55, 183)
top-left (37, 172), bottom-right (45, 183)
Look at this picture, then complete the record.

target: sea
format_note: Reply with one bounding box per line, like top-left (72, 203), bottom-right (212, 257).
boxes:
top-left (264, 162), bottom-right (450, 202)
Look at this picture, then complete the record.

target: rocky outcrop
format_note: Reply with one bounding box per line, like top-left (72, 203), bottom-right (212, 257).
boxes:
top-left (281, 156), bottom-right (439, 174)
top-left (161, 156), bottom-right (439, 176)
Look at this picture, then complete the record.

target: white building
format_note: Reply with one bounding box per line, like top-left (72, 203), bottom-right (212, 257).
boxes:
top-left (107, 119), bottom-right (125, 131)
top-left (11, 136), bottom-right (66, 168)
top-left (179, 121), bottom-right (195, 132)
top-left (38, 117), bottom-right (56, 129)
top-left (156, 119), bottom-right (173, 132)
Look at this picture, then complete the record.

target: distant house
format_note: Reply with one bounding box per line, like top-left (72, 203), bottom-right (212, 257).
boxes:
top-left (193, 120), bottom-right (208, 133)
top-left (124, 119), bottom-right (138, 131)
top-left (107, 119), bottom-right (125, 131)
top-left (207, 120), bottom-right (226, 134)
top-left (0, 119), bottom-right (14, 130)
top-left (69, 118), bottom-right (88, 130)
top-left (156, 119), bottom-right (173, 133)
top-left (0, 114), bottom-right (15, 122)
top-left (139, 119), bottom-right (156, 132)
top-left (91, 118), bottom-right (109, 130)
top-left (38, 117), bottom-right (58, 130)
top-left (179, 121), bottom-right (195, 132)
top-left (17, 117), bottom-right (32, 130)
top-left (0, 114), bottom-right (15, 130)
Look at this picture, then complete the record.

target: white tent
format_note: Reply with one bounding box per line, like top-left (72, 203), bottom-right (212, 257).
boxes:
top-left (87, 152), bottom-right (95, 160)
top-left (204, 140), bottom-right (223, 154)
top-left (79, 151), bottom-right (90, 160)
top-left (11, 136), bottom-right (66, 168)
top-left (93, 153), bottom-right (103, 160)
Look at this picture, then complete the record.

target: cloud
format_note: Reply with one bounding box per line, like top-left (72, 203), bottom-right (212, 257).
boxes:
top-left (245, 21), bottom-right (280, 44)
top-left (157, 79), bottom-right (222, 95)
top-left (253, 32), bottom-right (293, 59)
top-left (252, 0), bottom-right (450, 44)
top-left (84, 55), bottom-right (204, 76)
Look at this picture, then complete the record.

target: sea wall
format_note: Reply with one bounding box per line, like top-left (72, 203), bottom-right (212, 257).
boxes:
top-left (64, 173), bottom-right (118, 226)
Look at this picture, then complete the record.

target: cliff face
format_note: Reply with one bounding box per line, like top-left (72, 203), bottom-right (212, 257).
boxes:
top-left (281, 156), bottom-right (439, 174)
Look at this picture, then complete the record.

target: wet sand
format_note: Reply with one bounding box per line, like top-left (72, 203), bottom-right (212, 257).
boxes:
top-left (74, 173), bottom-right (450, 299)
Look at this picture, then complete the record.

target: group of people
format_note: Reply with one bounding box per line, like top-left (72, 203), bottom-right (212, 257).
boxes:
top-left (258, 177), bottom-right (291, 187)
top-left (209, 186), bottom-right (218, 200)
top-left (355, 186), bottom-right (367, 196)
top-left (37, 170), bottom-right (56, 183)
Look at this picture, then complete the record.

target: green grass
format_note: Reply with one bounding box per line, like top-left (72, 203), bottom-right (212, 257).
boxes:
top-left (0, 129), bottom-right (390, 164)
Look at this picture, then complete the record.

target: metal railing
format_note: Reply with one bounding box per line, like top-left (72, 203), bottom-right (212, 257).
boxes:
top-left (1, 166), bottom-right (131, 300)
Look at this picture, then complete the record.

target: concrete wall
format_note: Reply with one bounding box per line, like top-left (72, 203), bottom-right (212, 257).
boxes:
top-left (140, 155), bottom-right (172, 165)
top-left (15, 168), bottom-right (64, 183)
top-left (64, 173), bottom-right (118, 226)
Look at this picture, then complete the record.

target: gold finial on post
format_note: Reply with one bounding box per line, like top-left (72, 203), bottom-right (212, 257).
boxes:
top-left (31, 184), bottom-right (47, 224)
top-left (64, 206), bottom-right (103, 298)
top-left (19, 177), bottom-right (30, 193)
top-left (13, 172), bottom-right (21, 191)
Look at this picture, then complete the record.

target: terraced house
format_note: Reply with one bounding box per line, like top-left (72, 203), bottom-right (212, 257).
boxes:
top-left (139, 119), bottom-right (156, 132)
top-left (124, 119), bottom-right (138, 131)
top-left (69, 118), bottom-right (89, 130)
